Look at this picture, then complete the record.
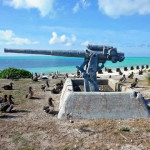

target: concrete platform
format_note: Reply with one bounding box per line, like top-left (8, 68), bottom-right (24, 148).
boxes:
top-left (58, 78), bottom-right (150, 119)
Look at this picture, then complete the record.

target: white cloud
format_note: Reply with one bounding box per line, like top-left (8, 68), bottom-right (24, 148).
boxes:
top-left (81, 0), bottom-right (90, 8)
top-left (81, 41), bottom-right (89, 46)
top-left (0, 30), bottom-right (38, 45)
top-left (4, 0), bottom-right (55, 17)
top-left (71, 35), bottom-right (76, 42)
top-left (49, 32), bottom-right (58, 44)
top-left (73, 0), bottom-right (90, 13)
top-left (73, 3), bottom-right (80, 13)
top-left (0, 30), bottom-right (14, 40)
top-left (60, 35), bottom-right (67, 42)
top-left (98, 0), bottom-right (150, 18)
top-left (65, 42), bottom-right (72, 46)
top-left (49, 32), bottom-right (76, 46)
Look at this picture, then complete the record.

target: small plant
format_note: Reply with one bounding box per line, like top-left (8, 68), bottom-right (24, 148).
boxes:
top-left (146, 73), bottom-right (150, 86)
top-left (146, 129), bottom-right (150, 132)
top-left (119, 126), bottom-right (130, 132)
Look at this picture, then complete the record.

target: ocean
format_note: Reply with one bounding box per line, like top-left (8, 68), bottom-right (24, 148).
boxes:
top-left (0, 56), bottom-right (150, 74)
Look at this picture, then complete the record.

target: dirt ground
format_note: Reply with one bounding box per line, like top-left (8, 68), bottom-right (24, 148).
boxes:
top-left (0, 73), bottom-right (150, 150)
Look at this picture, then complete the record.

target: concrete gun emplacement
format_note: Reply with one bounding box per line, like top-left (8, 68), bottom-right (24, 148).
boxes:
top-left (4, 44), bottom-right (125, 92)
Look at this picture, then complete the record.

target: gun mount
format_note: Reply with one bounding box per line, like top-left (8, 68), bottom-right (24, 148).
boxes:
top-left (4, 44), bottom-right (125, 92)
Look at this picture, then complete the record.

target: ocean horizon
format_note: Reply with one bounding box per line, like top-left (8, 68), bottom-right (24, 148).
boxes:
top-left (0, 56), bottom-right (150, 74)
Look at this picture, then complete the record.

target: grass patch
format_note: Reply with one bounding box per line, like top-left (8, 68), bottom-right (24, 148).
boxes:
top-left (145, 129), bottom-right (150, 132)
top-left (30, 134), bottom-right (39, 140)
top-left (119, 127), bottom-right (130, 132)
top-left (137, 79), bottom-right (143, 82)
top-left (146, 74), bottom-right (150, 85)
top-left (12, 132), bottom-right (22, 144)
top-left (17, 146), bottom-right (32, 150)
top-left (62, 138), bottom-right (83, 150)
top-left (12, 132), bottom-right (29, 146)
top-left (44, 147), bottom-right (52, 150)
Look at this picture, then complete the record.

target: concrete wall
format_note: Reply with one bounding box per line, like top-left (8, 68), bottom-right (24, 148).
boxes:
top-left (59, 78), bottom-right (73, 110)
top-left (108, 79), bottom-right (123, 91)
top-left (58, 79), bottom-right (150, 120)
top-left (108, 79), bottom-right (117, 91)
top-left (58, 92), bottom-right (150, 119)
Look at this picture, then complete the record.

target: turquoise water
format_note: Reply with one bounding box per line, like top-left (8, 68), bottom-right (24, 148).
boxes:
top-left (0, 56), bottom-right (150, 74)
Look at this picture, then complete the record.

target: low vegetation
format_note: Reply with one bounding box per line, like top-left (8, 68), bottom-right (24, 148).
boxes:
top-left (0, 68), bottom-right (32, 79)
top-left (146, 73), bottom-right (150, 85)
top-left (146, 129), bottom-right (150, 132)
top-left (119, 126), bottom-right (130, 132)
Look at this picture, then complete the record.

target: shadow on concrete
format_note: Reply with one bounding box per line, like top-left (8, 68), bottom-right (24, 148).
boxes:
top-left (144, 99), bottom-right (150, 113)
top-left (52, 111), bottom-right (59, 116)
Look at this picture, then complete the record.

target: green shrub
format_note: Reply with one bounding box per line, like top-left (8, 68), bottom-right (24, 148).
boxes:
top-left (146, 73), bottom-right (150, 86)
top-left (119, 126), bottom-right (130, 132)
top-left (146, 129), bottom-right (150, 132)
top-left (0, 68), bottom-right (32, 79)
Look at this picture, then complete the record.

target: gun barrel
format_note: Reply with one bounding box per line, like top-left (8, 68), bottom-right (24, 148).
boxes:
top-left (4, 48), bottom-right (124, 63)
top-left (4, 48), bottom-right (85, 58)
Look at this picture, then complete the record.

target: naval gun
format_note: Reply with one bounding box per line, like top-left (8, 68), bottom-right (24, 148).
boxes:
top-left (4, 44), bottom-right (125, 92)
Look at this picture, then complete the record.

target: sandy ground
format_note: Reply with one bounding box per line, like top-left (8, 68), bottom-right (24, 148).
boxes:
top-left (0, 70), bottom-right (150, 150)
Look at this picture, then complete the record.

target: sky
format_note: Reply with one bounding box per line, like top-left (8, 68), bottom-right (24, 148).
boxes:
top-left (0, 0), bottom-right (150, 57)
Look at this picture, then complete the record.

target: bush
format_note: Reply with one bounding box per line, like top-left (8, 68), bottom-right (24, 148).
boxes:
top-left (0, 68), bottom-right (32, 79)
top-left (146, 73), bottom-right (150, 86)
top-left (119, 126), bottom-right (130, 132)
top-left (146, 129), bottom-right (150, 132)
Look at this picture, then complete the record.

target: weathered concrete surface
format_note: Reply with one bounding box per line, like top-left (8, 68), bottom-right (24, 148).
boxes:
top-left (59, 78), bottom-right (73, 110)
top-left (58, 79), bottom-right (150, 120)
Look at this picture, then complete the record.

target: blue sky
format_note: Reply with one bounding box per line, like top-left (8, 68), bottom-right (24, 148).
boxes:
top-left (0, 0), bottom-right (150, 56)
